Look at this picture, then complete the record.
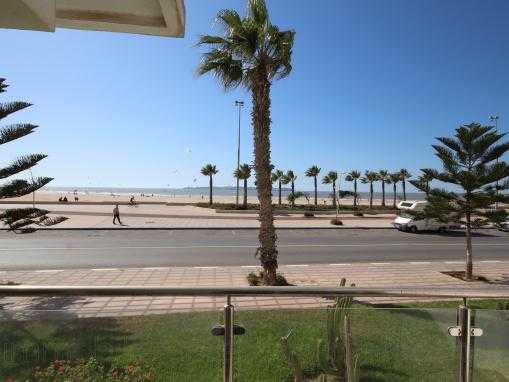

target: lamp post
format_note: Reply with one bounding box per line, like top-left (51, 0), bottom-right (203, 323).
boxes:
top-left (235, 100), bottom-right (244, 207)
top-left (489, 115), bottom-right (500, 208)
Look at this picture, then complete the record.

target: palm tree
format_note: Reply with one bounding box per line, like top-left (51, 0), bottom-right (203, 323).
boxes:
top-left (234, 163), bottom-right (252, 208)
top-left (200, 164), bottom-right (218, 205)
top-left (305, 165), bottom-right (321, 206)
top-left (345, 170), bottom-right (361, 207)
top-left (389, 172), bottom-right (400, 208)
top-left (378, 170), bottom-right (391, 207)
top-left (322, 171), bottom-right (338, 208)
top-left (361, 171), bottom-right (379, 209)
top-left (398, 168), bottom-right (412, 201)
top-left (197, 0), bottom-right (295, 284)
top-left (271, 169), bottom-right (284, 206)
top-left (282, 170), bottom-right (297, 195)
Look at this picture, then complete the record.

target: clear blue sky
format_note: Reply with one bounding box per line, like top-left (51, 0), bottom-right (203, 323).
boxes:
top-left (1, 0), bottom-right (509, 192)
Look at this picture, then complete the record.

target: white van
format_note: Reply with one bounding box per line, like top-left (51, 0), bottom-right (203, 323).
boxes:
top-left (393, 201), bottom-right (458, 233)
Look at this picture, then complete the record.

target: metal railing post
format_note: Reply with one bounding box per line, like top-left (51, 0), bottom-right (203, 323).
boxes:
top-left (224, 295), bottom-right (234, 382)
top-left (457, 304), bottom-right (471, 382)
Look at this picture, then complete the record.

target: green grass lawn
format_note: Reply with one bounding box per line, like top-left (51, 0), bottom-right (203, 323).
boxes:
top-left (0, 300), bottom-right (508, 381)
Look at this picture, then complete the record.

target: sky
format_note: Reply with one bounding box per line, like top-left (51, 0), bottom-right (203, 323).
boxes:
top-left (1, 0), bottom-right (509, 192)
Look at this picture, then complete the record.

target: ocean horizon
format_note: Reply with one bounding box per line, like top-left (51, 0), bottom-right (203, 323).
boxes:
top-left (44, 186), bottom-right (426, 200)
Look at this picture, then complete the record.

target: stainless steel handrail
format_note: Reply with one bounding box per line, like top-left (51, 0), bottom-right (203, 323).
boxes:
top-left (2, 284), bottom-right (508, 382)
top-left (1, 285), bottom-right (509, 298)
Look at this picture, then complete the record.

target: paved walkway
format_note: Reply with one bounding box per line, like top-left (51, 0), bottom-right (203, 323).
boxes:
top-left (0, 203), bottom-right (395, 229)
top-left (1, 260), bottom-right (508, 317)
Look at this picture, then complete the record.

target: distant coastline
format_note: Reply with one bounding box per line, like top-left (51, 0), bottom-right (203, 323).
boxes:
top-left (44, 186), bottom-right (426, 200)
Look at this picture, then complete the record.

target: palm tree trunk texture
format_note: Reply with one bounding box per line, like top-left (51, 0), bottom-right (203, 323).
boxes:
top-left (332, 182), bottom-right (337, 208)
top-left (314, 176), bottom-right (317, 206)
top-left (243, 178), bottom-right (248, 208)
top-left (381, 181), bottom-right (386, 206)
top-left (209, 175), bottom-right (213, 205)
top-left (252, 71), bottom-right (278, 285)
top-left (465, 212), bottom-right (473, 280)
top-left (353, 180), bottom-right (357, 208)
top-left (291, 181), bottom-right (295, 195)
top-left (278, 180), bottom-right (282, 206)
top-left (402, 180), bottom-right (407, 201)
top-left (369, 183), bottom-right (373, 209)
top-left (393, 183), bottom-right (397, 208)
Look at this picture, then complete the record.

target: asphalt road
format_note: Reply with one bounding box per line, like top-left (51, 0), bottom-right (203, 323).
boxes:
top-left (0, 229), bottom-right (507, 270)
top-left (0, 229), bottom-right (509, 270)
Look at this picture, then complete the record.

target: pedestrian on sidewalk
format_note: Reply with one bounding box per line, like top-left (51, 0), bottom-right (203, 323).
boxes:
top-left (113, 204), bottom-right (122, 225)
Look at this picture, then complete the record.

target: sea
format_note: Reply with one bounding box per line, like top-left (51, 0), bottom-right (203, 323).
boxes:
top-left (45, 186), bottom-right (426, 200)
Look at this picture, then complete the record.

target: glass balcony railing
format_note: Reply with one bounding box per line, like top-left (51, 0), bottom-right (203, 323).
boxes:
top-left (0, 286), bottom-right (508, 381)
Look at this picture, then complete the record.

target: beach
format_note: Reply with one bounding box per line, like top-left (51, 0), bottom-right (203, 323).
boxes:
top-left (3, 189), bottom-right (411, 207)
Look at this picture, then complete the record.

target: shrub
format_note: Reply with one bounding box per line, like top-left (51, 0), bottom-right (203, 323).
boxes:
top-left (247, 271), bottom-right (292, 286)
top-left (304, 211), bottom-right (314, 218)
top-left (353, 212), bottom-right (364, 217)
top-left (32, 357), bottom-right (155, 381)
top-left (330, 218), bottom-right (343, 226)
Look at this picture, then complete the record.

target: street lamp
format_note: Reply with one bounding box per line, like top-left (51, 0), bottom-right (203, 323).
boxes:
top-left (235, 100), bottom-right (244, 207)
top-left (489, 115), bottom-right (500, 208)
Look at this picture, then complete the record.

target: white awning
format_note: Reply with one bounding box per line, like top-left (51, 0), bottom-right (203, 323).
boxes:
top-left (0, 0), bottom-right (185, 37)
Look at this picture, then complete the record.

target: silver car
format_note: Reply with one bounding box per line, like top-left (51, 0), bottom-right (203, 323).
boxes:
top-left (500, 221), bottom-right (509, 232)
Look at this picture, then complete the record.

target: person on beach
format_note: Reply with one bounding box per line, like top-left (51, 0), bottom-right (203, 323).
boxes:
top-left (113, 204), bottom-right (121, 225)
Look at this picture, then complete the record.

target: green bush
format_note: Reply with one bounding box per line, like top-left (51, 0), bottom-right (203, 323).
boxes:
top-left (330, 218), bottom-right (343, 225)
top-left (304, 211), bottom-right (315, 218)
top-left (32, 357), bottom-right (155, 381)
top-left (247, 271), bottom-right (293, 286)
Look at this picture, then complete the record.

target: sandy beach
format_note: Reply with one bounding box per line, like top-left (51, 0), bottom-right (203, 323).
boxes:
top-left (3, 190), bottom-right (398, 207)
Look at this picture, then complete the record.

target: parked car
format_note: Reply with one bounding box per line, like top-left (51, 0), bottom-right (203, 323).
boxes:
top-left (393, 201), bottom-right (459, 233)
top-left (499, 221), bottom-right (509, 232)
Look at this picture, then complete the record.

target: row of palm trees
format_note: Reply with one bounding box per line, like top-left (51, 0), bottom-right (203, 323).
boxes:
top-left (201, 163), bottom-right (429, 209)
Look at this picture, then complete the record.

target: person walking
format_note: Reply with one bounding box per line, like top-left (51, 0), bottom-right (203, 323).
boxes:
top-left (113, 204), bottom-right (122, 225)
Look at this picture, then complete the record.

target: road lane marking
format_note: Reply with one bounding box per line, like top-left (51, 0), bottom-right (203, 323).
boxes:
top-left (444, 261), bottom-right (463, 264)
top-left (409, 262), bottom-right (431, 265)
top-left (35, 270), bottom-right (61, 273)
top-left (370, 262), bottom-right (391, 265)
top-left (194, 266), bottom-right (218, 269)
top-left (479, 260), bottom-right (502, 263)
top-left (329, 263), bottom-right (352, 266)
top-left (287, 264), bottom-right (309, 267)
top-left (0, 242), bottom-right (507, 251)
top-left (240, 265), bottom-right (258, 268)
top-left (91, 268), bottom-right (119, 271)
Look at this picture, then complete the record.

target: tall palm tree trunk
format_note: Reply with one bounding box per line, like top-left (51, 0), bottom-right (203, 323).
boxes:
top-left (209, 175), bottom-right (213, 205)
top-left (332, 182), bottom-right (337, 208)
top-left (402, 180), bottom-right (407, 201)
top-left (369, 183), bottom-right (373, 209)
top-left (243, 178), bottom-right (248, 208)
top-left (291, 181), bottom-right (295, 195)
top-left (278, 180), bottom-right (282, 206)
top-left (465, 212), bottom-right (473, 280)
top-left (393, 183), bottom-right (397, 208)
top-left (353, 180), bottom-right (358, 208)
top-left (252, 71), bottom-right (277, 285)
top-left (314, 176), bottom-right (317, 206)
top-left (381, 181), bottom-right (386, 206)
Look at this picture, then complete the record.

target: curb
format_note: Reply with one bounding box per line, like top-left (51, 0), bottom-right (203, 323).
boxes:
top-left (0, 226), bottom-right (395, 231)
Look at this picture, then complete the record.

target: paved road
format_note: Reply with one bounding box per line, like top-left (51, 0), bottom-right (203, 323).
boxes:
top-left (0, 229), bottom-right (507, 270)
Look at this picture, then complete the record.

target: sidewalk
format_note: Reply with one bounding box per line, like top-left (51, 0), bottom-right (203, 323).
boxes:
top-left (0, 203), bottom-right (395, 229)
top-left (1, 260), bottom-right (508, 317)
